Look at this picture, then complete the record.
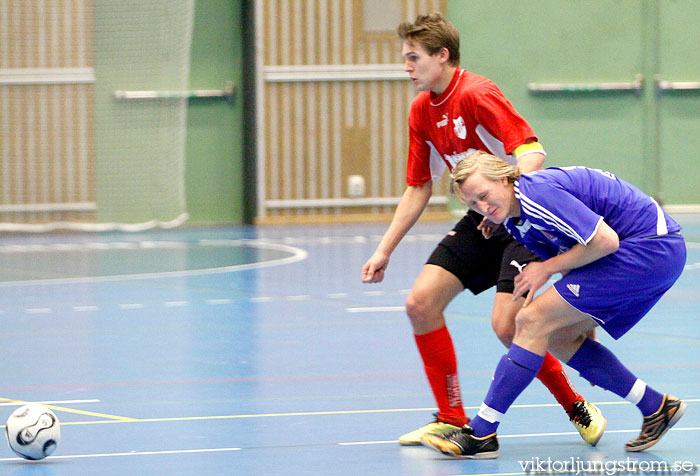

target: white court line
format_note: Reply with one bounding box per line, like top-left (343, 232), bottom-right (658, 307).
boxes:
top-left (73, 305), bottom-right (99, 312)
top-left (285, 295), bottom-right (311, 301)
top-left (338, 440), bottom-right (396, 446)
top-left (0, 399), bottom-right (100, 407)
top-left (346, 306), bottom-right (404, 313)
top-left (338, 426), bottom-right (700, 445)
top-left (8, 429), bottom-right (697, 461)
top-left (250, 296), bottom-right (273, 302)
top-left (25, 307), bottom-right (52, 314)
top-left (0, 427), bottom-right (695, 461)
top-left (328, 293), bottom-right (348, 298)
top-left (362, 291), bottom-right (386, 296)
top-left (0, 447), bottom-right (243, 462)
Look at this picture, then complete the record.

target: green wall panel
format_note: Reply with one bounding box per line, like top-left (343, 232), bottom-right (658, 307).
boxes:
top-left (185, 0), bottom-right (246, 224)
top-left (447, 0), bottom-right (700, 204)
top-left (657, 0), bottom-right (700, 204)
top-left (448, 0), bottom-right (646, 188)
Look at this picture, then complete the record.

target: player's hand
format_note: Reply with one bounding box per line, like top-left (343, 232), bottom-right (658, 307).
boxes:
top-left (513, 261), bottom-right (553, 307)
top-left (477, 217), bottom-right (498, 239)
top-left (362, 253), bottom-right (389, 283)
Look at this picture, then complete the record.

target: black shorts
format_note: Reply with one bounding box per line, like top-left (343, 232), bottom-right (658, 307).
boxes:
top-left (426, 210), bottom-right (540, 294)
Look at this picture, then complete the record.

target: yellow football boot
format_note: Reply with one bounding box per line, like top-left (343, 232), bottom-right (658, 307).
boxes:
top-left (398, 415), bottom-right (462, 446)
top-left (568, 400), bottom-right (606, 446)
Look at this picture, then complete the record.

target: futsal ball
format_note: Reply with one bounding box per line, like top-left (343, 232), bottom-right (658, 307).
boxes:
top-left (5, 404), bottom-right (60, 460)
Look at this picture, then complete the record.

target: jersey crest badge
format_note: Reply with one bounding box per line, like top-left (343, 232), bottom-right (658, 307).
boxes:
top-left (453, 116), bottom-right (466, 139)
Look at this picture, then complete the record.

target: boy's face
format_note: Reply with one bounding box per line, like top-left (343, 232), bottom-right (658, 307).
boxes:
top-left (401, 41), bottom-right (447, 93)
top-left (457, 172), bottom-right (515, 224)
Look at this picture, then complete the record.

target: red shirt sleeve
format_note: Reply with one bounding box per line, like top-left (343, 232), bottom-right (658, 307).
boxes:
top-left (471, 90), bottom-right (537, 155)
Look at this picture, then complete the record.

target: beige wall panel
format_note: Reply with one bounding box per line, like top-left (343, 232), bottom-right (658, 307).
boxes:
top-left (0, 0), bottom-right (95, 224)
top-left (2, 0), bottom-right (92, 69)
top-left (258, 0), bottom-right (447, 222)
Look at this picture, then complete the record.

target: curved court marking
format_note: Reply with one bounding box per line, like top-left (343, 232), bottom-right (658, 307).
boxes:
top-left (0, 238), bottom-right (695, 288)
top-left (0, 240), bottom-right (308, 287)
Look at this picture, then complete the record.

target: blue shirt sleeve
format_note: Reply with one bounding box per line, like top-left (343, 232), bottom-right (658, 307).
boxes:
top-left (516, 173), bottom-right (604, 247)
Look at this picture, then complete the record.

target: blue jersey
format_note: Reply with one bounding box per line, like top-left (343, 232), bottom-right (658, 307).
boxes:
top-left (505, 167), bottom-right (681, 260)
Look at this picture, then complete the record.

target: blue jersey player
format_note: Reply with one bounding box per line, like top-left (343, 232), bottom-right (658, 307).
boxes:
top-left (420, 151), bottom-right (687, 458)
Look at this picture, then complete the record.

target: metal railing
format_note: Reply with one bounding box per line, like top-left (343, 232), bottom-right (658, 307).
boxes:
top-left (114, 81), bottom-right (235, 103)
top-left (655, 76), bottom-right (700, 95)
top-left (528, 74), bottom-right (644, 95)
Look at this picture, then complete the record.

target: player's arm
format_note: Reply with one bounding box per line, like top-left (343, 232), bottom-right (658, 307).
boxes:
top-left (540, 220), bottom-right (619, 274)
top-left (513, 141), bottom-right (546, 174)
top-left (362, 181), bottom-right (432, 283)
top-left (514, 221), bottom-right (620, 305)
top-left (472, 90), bottom-right (546, 174)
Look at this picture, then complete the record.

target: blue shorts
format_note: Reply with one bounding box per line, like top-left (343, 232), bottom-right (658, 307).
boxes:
top-left (554, 233), bottom-right (686, 339)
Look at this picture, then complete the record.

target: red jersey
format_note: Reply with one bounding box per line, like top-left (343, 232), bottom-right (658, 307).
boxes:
top-left (406, 68), bottom-right (537, 186)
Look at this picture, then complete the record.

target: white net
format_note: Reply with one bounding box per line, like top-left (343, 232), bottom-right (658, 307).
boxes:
top-left (0, 0), bottom-right (194, 231)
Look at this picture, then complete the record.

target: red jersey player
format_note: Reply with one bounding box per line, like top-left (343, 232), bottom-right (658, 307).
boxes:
top-left (361, 12), bottom-right (606, 447)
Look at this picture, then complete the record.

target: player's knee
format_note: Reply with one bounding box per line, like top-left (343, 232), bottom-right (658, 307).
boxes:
top-left (405, 289), bottom-right (438, 328)
top-left (405, 291), bottom-right (427, 320)
top-left (492, 317), bottom-right (515, 347)
top-left (514, 306), bottom-right (540, 335)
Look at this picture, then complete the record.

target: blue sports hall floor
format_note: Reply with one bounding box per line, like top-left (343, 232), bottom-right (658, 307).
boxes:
top-left (0, 215), bottom-right (698, 476)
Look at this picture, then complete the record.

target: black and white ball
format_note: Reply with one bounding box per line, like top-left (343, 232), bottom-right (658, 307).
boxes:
top-left (5, 404), bottom-right (60, 460)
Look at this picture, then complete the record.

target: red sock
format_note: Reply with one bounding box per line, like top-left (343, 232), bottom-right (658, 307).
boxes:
top-left (536, 351), bottom-right (583, 412)
top-left (414, 326), bottom-right (469, 427)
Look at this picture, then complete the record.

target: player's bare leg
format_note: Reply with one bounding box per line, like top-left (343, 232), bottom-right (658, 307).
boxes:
top-left (398, 264), bottom-right (467, 445)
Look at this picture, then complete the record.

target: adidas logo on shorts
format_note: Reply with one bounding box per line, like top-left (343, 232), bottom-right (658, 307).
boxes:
top-left (566, 283), bottom-right (580, 297)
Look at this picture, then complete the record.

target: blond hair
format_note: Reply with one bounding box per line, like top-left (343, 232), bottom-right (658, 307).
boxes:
top-left (451, 151), bottom-right (521, 204)
top-left (397, 12), bottom-right (460, 67)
